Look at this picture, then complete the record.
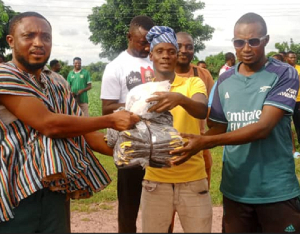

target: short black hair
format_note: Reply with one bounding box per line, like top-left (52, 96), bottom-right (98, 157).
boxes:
top-left (73, 57), bottom-right (81, 62)
top-left (0, 54), bottom-right (5, 60)
top-left (50, 59), bottom-right (59, 68)
top-left (279, 51), bottom-right (287, 56)
top-left (286, 51), bottom-right (296, 57)
top-left (8, 11), bottom-right (51, 35)
top-left (225, 52), bottom-right (235, 62)
top-left (129, 15), bottom-right (155, 32)
top-left (272, 53), bottom-right (284, 62)
top-left (197, 60), bottom-right (206, 65)
top-left (235, 12), bottom-right (267, 36)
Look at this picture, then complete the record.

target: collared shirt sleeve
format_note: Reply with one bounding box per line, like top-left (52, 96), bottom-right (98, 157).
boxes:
top-left (264, 65), bottom-right (299, 113)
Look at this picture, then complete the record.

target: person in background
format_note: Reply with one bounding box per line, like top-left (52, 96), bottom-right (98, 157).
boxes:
top-left (100, 15), bottom-right (155, 233)
top-left (279, 51), bottom-right (287, 62)
top-left (43, 59), bottom-right (70, 91)
top-left (0, 11), bottom-right (140, 233)
top-left (67, 57), bottom-right (91, 116)
top-left (175, 31), bottom-right (214, 188)
top-left (272, 53), bottom-right (284, 62)
top-left (171, 12), bottom-right (300, 233)
top-left (141, 25), bottom-right (212, 233)
top-left (0, 54), bottom-right (5, 63)
top-left (197, 60), bottom-right (207, 69)
top-left (285, 51), bottom-right (300, 158)
top-left (219, 52), bottom-right (236, 76)
top-left (272, 53), bottom-right (300, 157)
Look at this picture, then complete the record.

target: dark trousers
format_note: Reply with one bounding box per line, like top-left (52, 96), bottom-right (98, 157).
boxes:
top-left (222, 195), bottom-right (300, 233)
top-left (0, 188), bottom-right (68, 233)
top-left (117, 166), bottom-right (145, 233)
top-left (293, 102), bottom-right (300, 144)
top-left (66, 199), bottom-right (71, 232)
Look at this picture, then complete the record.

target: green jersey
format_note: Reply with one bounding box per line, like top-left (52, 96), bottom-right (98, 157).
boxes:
top-left (210, 58), bottom-right (300, 204)
top-left (67, 69), bottom-right (91, 103)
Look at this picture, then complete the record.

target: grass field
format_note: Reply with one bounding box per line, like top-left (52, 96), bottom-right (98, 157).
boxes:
top-left (71, 81), bottom-right (300, 211)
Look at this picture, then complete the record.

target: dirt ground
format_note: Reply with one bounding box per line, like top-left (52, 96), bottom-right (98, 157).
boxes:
top-left (71, 201), bottom-right (223, 233)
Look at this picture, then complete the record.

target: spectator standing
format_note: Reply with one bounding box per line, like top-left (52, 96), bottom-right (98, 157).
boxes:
top-left (286, 52), bottom-right (300, 139)
top-left (219, 52), bottom-right (236, 76)
top-left (279, 51), bottom-right (287, 62)
top-left (175, 31), bottom-right (214, 188)
top-left (272, 53), bottom-right (284, 62)
top-left (100, 15), bottom-right (155, 233)
top-left (171, 12), bottom-right (300, 232)
top-left (286, 51), bottom-right (300, 158)
top-left (67, 57), bottom-right (91, 116)
top-left (0, 54), bottom-right (5, 63)
top-left (197, 60), bottom-right (207, 69)
top-left (43, 59), bottom-right (70, 90)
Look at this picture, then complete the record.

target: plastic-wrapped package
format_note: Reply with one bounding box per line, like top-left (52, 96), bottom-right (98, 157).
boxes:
top-left (105, 81), bottom-right (184, 169)
top-left (106, 112), bottom-right (184, 169)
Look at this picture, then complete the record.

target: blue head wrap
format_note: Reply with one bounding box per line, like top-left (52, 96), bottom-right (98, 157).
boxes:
top-left (146, 26), bottom-right (179, 52)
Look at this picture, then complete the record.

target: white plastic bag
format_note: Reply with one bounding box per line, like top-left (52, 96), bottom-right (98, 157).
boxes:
top-left (125, 80), bottom-right (171, 119)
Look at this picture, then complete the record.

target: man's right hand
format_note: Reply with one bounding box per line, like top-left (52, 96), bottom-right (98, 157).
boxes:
top-left (109, 110), bottom-right (140, 131)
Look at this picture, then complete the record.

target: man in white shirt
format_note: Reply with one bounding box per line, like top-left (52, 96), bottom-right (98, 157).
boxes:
top-left (100, 15), bottom-right (155, 233)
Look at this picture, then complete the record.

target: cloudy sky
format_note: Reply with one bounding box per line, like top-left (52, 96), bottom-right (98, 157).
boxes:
top-left (3, 0), bottom-right (300, 65)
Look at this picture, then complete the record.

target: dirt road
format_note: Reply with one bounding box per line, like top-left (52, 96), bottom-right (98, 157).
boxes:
top-left (71, 201), bottom-right (223, 233)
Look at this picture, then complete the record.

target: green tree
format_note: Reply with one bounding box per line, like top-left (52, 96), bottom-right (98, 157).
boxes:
top-left (88, 0), bottom-right (214, 60)
top-left (205, 52), bottom-right (225, 79)
top-left (58, 60), bottom-right (72, 79)
top-left (0, 1), bottom-right (17, 54)
top-left (266, 51), bottom-right (277, 58)
top-left (85, 61), bottom-right (107, 81)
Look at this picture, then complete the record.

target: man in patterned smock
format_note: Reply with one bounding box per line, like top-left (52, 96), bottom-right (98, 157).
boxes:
top-left (0, 11), bottom-right (139, 233)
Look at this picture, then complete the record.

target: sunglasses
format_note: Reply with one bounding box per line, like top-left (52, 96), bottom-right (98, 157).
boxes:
top-left (232, 35), bottom-right (268, 48)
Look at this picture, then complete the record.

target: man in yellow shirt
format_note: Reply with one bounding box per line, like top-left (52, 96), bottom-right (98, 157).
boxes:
top-left (140, 25), bottom-right (212, 233)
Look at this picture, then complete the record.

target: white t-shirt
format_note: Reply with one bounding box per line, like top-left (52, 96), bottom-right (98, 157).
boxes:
top-left (100, 50), bottom-right (154, 103)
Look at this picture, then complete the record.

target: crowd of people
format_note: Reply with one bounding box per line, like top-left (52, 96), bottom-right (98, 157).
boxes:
top-left (0, 10), bottom-right (300, 234)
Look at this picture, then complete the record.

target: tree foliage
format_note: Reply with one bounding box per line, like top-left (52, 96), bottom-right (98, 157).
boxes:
top-left (88, 0), bottom-right (214, 60)
top-left (58, 60), bottom-right (72, 79)
top-left (85, 61), bottom-right (107, 81)
top-left (275, 38), bottom-right (300, 64)
top-left (204, 52), bottom-right (225, 79)
top-left (0, 1), bottom-right (17, 54)
top-left (266, 51), bottom-right (277, 58)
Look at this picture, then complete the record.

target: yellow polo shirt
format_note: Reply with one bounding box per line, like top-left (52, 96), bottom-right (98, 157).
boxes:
top-left (144, 75), bottom-right (208, 183)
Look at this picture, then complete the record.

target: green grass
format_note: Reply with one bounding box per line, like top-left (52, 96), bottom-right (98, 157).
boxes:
top-left (71, 81), bottom-right (300, 211)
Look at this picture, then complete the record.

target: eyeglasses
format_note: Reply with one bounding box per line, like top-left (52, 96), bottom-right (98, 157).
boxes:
top-left (232, 35), bottom-right (268, 48)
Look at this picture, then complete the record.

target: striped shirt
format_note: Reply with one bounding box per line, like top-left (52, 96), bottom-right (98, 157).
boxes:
top-left (0, 62), bottom-right (111, 222)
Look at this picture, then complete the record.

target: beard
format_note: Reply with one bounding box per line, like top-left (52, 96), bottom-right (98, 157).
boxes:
top-left (14, 48), bottom-right (50, 72)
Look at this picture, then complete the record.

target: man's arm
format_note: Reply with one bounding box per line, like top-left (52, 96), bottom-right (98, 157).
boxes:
top-left (171, 105), bottom-right (285, 165)
top-left (0, 94), bottom-right (140, 138)
top-left (102, 99), bottom-right (125, 115)
top-left (147, 91), bottom-right (208, 119)
top-left (78, 83), bottom-right (92, 95)
top-left (84, 131), bottom-right (113, 156)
